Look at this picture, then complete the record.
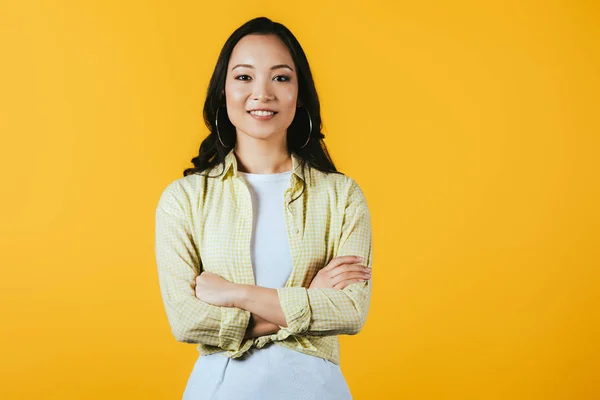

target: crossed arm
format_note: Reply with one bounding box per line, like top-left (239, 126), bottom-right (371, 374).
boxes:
top-left (195, 254), bottom-right (371, 339)
top-left (155, 179), bottom-right (372, 350)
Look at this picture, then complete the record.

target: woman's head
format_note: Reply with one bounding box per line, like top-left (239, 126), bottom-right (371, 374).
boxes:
top-left (184, 16), bottom-right (339, 177)
top-left (224, 33), bottom-right (298, 148)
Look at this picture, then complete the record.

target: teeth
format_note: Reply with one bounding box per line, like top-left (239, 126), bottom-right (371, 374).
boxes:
top-left (250, 110), bottom-right (274, 116)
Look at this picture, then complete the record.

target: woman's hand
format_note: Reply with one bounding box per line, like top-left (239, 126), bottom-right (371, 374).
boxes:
top-left (309, 255), bottom-right (371, 290)
top-left (195, 271), bottom-right (237, 307)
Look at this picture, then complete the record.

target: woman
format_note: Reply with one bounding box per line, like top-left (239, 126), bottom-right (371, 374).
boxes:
top-left (155, 16), bottom-right (373, 400)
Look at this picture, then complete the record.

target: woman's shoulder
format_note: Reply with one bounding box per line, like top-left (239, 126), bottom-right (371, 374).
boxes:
top-left (307, 167), bottom-right (369, 209)
top-left (309, 167), bottom-right (364, 195)
top-left (156, 171), bottom-right (215, 212)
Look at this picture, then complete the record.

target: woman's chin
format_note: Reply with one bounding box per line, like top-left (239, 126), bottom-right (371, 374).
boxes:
top-left (238, 129), bottom-right (285, 142)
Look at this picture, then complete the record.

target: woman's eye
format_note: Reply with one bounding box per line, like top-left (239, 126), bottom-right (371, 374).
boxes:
top-left (234, 75), bottom-right (291, 82)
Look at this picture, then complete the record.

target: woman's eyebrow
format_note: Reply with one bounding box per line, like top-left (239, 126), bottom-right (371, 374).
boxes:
top-left (231, 63), bottom-right (294, 72)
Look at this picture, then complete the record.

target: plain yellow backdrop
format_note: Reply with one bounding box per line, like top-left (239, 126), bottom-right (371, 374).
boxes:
top-left (1, 0), bottom-right (598, 399)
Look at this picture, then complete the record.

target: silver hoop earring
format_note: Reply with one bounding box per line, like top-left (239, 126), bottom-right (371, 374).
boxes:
top-left (215, 107), bottom-right (230, 147)
top-left (300, 107), bottom-right (312, 148)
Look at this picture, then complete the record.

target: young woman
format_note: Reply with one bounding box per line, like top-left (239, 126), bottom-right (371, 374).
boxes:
top-left (155, 16), bottom-right (373, 400)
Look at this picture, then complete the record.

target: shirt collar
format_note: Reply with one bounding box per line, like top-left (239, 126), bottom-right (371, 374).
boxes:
top-left (218, 148), bottom-right (308, 185)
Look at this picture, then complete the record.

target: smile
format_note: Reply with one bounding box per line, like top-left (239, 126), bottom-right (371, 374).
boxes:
top-left (248, 110), bottom-right (277, 120)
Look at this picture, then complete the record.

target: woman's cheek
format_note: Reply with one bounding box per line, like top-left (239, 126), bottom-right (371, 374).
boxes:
top-left (226, 88), bottom-right (247, 104)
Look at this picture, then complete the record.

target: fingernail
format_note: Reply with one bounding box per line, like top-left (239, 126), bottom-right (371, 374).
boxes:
top-left (357, 256), bottom-right (363, 262)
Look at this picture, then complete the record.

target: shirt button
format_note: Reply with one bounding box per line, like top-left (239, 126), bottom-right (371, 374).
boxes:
top-left (295, 228), bottom-right (299, 234)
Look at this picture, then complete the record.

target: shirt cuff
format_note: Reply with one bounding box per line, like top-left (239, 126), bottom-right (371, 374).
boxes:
top-left (276, 287), bottom-right (311, 336)
top-left (224, 338), bottom-right (254, 359)
top-left (218, 307), bottom-right (250, 351)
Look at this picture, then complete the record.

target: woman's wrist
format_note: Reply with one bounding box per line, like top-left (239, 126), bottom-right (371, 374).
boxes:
top-left (232, 283), bottom-right (250, 310)
top-left (232, 283), bottom-right (288, 327)
top-left (244, 314), bottom-right (280, 339)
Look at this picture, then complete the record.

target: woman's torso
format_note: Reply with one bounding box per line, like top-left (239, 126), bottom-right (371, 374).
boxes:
top-left (184, 150), bottom-right (353, 363)
top-left (182, 168), bottom-right (351, 399)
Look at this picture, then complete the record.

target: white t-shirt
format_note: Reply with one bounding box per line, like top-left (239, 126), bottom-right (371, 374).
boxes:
top-left (182, 169), bottom-right (352, 400)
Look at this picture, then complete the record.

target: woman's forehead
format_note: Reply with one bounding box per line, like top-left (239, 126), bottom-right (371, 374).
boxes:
top-left (229, 34), bottom-right (294, 67)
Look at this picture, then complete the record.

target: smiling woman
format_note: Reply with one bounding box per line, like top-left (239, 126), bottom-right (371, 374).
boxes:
top-left (155, 16), bottom-right (373, 400)
top-left (224, 33), bottom-right (299, 148)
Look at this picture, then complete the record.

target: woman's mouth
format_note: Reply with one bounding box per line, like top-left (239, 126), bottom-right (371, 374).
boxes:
top-left (248, 110), bottom-right (277, 120)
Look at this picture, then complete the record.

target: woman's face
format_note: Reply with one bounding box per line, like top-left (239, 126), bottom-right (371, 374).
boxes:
top-left (225, 34), bottom-right (299, 145)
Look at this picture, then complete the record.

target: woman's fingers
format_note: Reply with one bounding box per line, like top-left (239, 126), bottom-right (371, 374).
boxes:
top-left (322, 255), bottom-right (363, 272)
top-left (331, 270), bottom-right (371, 287)
top-left (328, 263), bottom-right (370, 279)
top-left (309, 256), bottom-right (370, 290)
top-left (333, 278), bottom-right (365, 290)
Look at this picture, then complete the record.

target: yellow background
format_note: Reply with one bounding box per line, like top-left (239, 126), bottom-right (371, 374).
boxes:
top-left (1, 0), bottom-right (598, 399)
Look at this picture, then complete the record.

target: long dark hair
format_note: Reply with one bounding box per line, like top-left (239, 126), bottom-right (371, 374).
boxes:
top-left (183, 16), bottom-right (341, 177)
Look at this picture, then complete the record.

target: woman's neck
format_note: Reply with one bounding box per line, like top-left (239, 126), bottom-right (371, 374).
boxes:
top-left (233, 143), bottom-right (292, 174)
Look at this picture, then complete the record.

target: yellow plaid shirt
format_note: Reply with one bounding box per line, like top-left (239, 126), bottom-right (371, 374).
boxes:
top-left (155, 148), bottom-right (373, 365)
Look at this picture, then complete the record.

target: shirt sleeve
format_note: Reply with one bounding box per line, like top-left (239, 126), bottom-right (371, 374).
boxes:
top-left (276, 179), bottom-right (373, 337)
top-left (155, 180), bottom-right (250, 351)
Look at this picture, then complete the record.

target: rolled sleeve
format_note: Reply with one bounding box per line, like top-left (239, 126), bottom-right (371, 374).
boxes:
top-left (276, 286), bottom-right (311, 336)
top-left (218, 307), bottom-right (251, 351)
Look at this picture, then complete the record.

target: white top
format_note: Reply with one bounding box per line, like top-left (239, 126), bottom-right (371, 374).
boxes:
top-left (182, 170), bottom-right (352, 400)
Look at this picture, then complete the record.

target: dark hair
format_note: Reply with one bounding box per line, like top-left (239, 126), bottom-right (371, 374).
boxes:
top-left (183, 16), bottom-right (341, 177)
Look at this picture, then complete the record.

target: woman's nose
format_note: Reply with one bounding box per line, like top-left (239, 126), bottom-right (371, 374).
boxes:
top-left (254, 93), bottom-right (274, 101)
top-left (252, 80), bottom-right (274, 101)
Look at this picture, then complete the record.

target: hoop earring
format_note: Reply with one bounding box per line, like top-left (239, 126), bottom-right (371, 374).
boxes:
top-left (215, 107), bottom-right (230, 148)
top-left (299, 107), bottom-right (312, 148)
